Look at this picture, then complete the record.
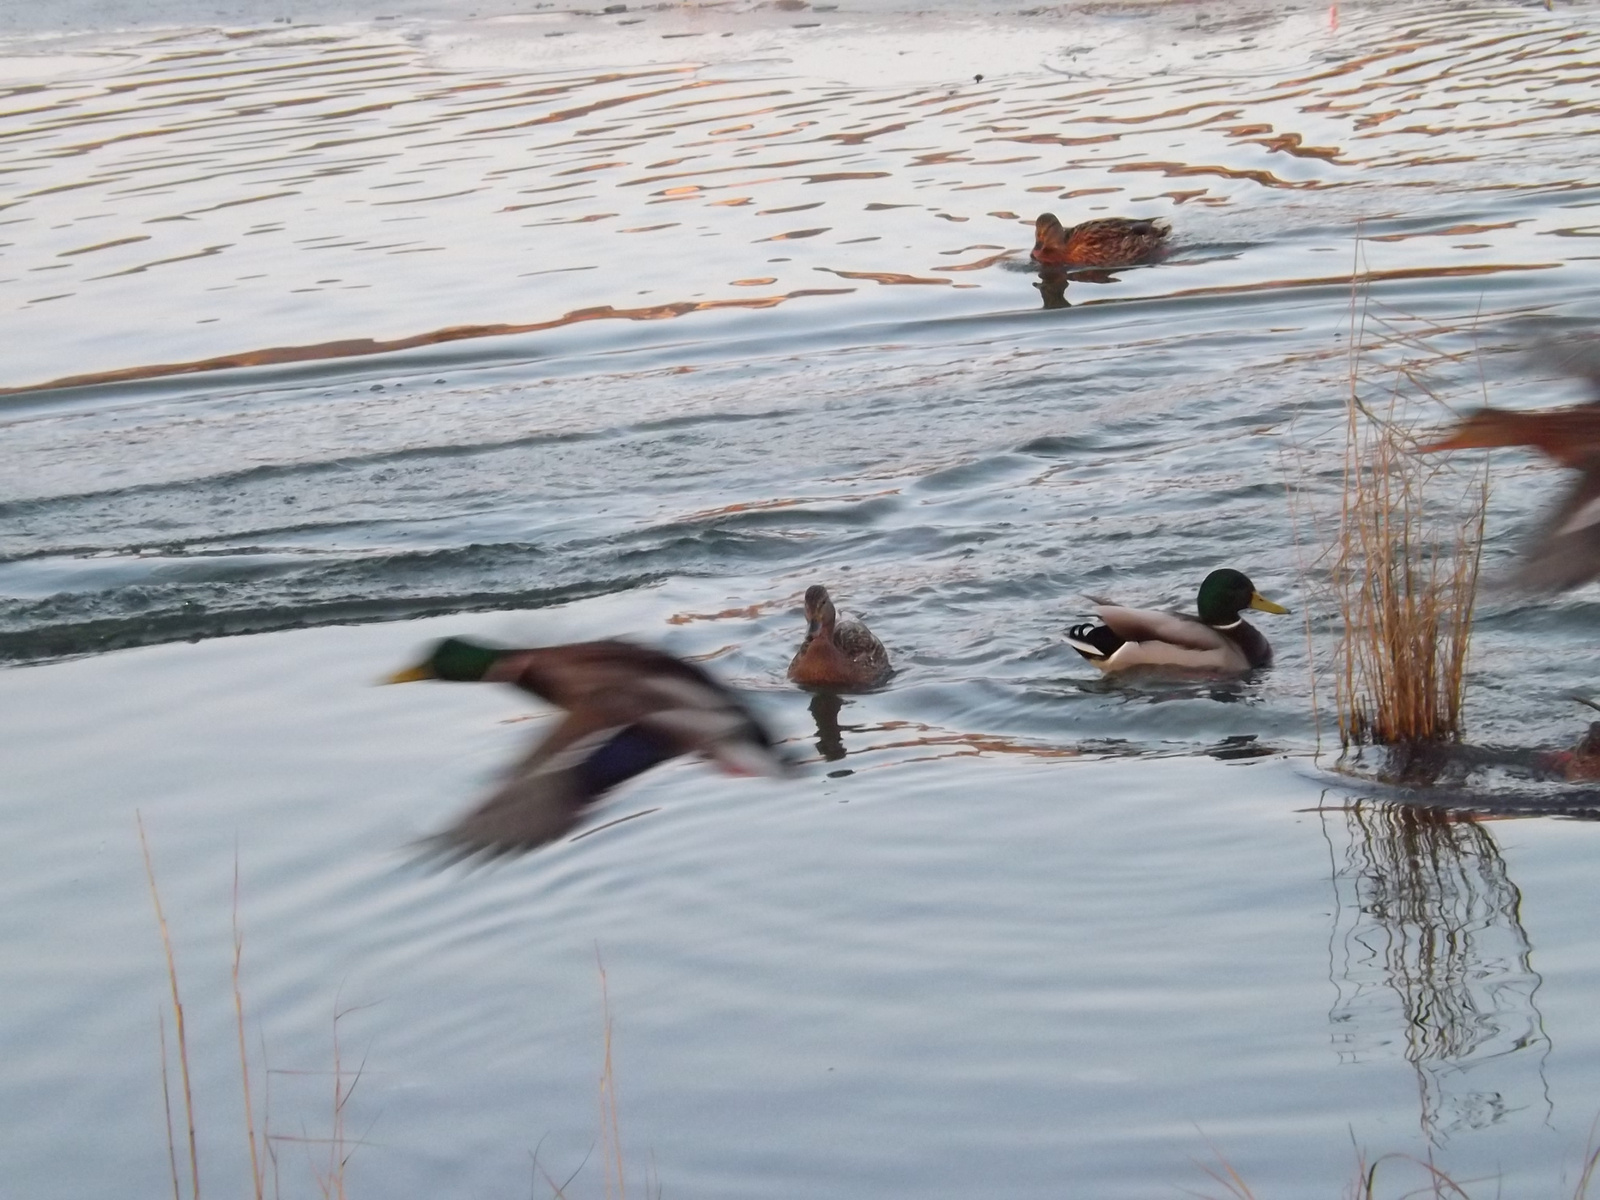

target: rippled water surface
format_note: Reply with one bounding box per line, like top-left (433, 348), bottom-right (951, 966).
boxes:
top-left (7, 1), bottom-right (1600, 1196)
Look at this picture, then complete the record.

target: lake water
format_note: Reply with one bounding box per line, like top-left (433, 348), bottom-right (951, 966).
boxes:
top-left (6, 1), bottom-right (1600, 1196)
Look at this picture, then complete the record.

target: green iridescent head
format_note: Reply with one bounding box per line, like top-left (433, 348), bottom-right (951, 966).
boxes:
top-left (386, 637), bottom-right (505, 684)
top-left (1196, 569), bottom-right (1290, 627)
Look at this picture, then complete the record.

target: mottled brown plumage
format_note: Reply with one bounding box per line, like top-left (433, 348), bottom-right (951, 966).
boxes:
top-left (1419, 341), bottom-right (1600, 589)
top-left (1030, 212), bottom-right (1170, 268)
top-left (787, 585), bottom-right (892, 691)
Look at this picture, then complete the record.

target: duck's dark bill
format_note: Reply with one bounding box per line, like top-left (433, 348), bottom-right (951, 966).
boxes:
top-left (1249, 593), bottom-right (1290, 615)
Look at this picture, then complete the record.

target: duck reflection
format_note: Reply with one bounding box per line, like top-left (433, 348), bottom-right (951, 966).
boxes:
top-left (1323, 801), bottom-right (1548, 1141)
top-left (809, 691), bottom-right (849, 762)
top-left (1036, 269), bottom-right (1069, 309)
top-left (1204, 734), bottom-right (1276, 761)
top-left (1035, 266), bottom-right (1128, 309)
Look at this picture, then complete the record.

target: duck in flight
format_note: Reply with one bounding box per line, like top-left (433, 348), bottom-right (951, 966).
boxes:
top-left (1419, 340), bottom-right (1600, 590)
top-left (787, 584), bottom-right (892, 691)
top-left (1065, 568), bottom-right (1289, 674)
top-left (387, 637), bottom-right (791, 860)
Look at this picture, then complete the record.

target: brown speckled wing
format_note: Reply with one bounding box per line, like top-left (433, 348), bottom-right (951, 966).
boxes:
top-left (1066, 218), bottom-right (1168, 266)
top-left (833, 617), bottom-right (891, 677)
top-left (425, 706), bottom-right (667, 862)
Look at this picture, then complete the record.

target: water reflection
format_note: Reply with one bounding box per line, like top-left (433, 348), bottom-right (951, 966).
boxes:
top-left (1204, 734), bottom-right (1275, 761)
top-left (1034, 269), bottom-right (1069, 310)
top-left (795, 703), bottom-right (1091, 769)
top-left (1322, 801), bottom-right (1549, 1142)
top-left (5, 0), bottom-right (1600, 392)
top-left (809, 690), bottom-right (848, 762)
top-left (1033, 265), bottom-right (1134, 309)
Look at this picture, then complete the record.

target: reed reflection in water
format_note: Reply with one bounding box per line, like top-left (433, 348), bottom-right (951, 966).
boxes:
top-left (1323, 801), bottom-right (1549, 1142)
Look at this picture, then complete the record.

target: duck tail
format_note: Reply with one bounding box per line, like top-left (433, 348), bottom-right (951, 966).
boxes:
top-left (1065, 622), bottom-right (1124, 661)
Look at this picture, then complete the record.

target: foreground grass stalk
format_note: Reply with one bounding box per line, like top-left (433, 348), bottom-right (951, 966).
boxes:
top-left (597, 949), bottom-right (625, 1200)
top-left (261, 1030), bottom-right (282, 1200)
top-left (138, 811), bottom-right (201, 1200)
top-left (232, 852), bottom-right (265, 1200)
top-left (158, 1011), bottom-right (182, 1200)
top-left (1199, 1140), bottom-right (1599, 1199)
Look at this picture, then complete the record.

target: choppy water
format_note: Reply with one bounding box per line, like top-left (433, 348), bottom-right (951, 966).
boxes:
top-left (6, 1), bottom-right (1600, 1196)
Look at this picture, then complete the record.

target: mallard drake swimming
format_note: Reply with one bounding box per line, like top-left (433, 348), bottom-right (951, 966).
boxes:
top-left (1419, 344), bottom-right (1600, 589)
top-left (1065, 568), bottom-right (1289, 674)
top-left (787, 584), bottom-right (892, 691)
top-left (1030, 212), bottom-right (1170, 268)
top-left (387, 637), bottom-right (791, 859)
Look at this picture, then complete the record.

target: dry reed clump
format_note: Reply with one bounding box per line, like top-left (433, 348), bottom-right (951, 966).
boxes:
top-left (1310, 274), bottom-right (1490, 758)
top-left (1331, 391), bottom-right (1486, 750)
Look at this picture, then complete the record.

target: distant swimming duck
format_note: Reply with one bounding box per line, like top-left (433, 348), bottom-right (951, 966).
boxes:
top-left (387, 637), bottom-right (791, 860)
top-left (1420, 341), bottom-right (1600, 590)
top-left (1065, 568), bottom-right (1290, 674)
top-left (1030, 212), bottom-right (1170, 268)
top-left (787, 584), bottom-right (892, 690)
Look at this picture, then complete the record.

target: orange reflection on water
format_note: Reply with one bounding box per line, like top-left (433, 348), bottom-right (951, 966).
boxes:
top-left (798, 715), bottom-right (1088, 768)
top-left (4, 2), bottom-right (1600, 390)
top-left (0, 287), bottom-right (854, 396)
top-left (821, 269), bottom-right (951, 286)
top-left (674, 488), bottom-right (902, 526)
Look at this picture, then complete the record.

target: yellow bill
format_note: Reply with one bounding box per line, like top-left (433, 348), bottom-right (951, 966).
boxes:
top-left (1249, 592), bottom-right (1290, 615)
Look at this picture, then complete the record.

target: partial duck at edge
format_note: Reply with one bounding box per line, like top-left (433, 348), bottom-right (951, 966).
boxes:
top-left (1419, 337), bottom-right (1600, 590)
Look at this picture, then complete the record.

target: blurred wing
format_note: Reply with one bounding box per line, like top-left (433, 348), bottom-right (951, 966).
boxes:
top-left (1516, 459), bottom-right (1600, 591)
top-left (425, 712), bottom-right (680, 862)
top-left (634, 674), bottom-right (794, 778)
top-left (1094, 605), bottom-right (1229, 653)
top-left (1542, 337), bottom-right (1600, 401)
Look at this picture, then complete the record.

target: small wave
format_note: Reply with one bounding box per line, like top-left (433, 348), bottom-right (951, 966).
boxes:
top-left (0, 571), bottom-right (664, 664)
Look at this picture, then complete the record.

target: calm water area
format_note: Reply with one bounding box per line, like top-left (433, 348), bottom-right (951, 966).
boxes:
top-left (6, 0), bottom-right (1600, 1195)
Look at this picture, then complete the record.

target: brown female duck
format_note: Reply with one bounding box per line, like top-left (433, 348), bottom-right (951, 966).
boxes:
top-left (1031, 212), bottom-right (1170, 268)
top-left (787, 584), bottom-right (892, 691)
